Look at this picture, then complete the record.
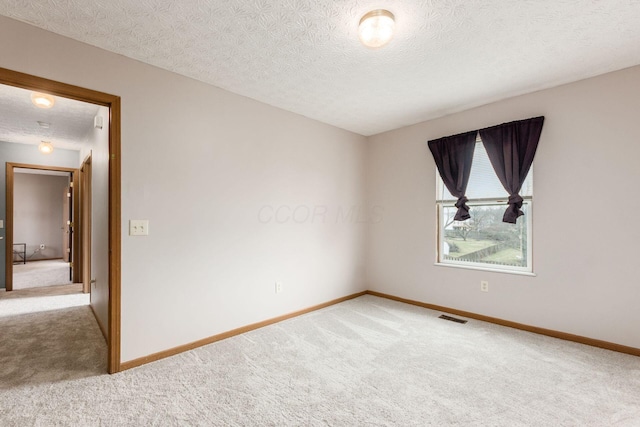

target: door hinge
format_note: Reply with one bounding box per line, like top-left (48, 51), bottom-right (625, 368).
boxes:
top-left (69, 262), bottom-right (73, 268)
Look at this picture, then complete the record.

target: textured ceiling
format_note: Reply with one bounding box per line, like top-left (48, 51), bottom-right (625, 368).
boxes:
top-left (1, 0), bottom-right (640, 136)
top-left (0, 83), bottom-right (100, 150)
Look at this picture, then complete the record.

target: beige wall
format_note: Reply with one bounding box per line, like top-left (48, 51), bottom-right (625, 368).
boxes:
top-left (3, 14), bottom-right (638, 363)
top-left (13, 173), bottom-right (69, 261)
top-left (0, 16), bottom-right (367, 362)
top-left (366, 66), bottom-right (640, 349)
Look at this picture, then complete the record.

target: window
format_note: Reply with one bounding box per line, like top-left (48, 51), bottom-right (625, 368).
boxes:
top-left (436, 137), bottom-right (533, 273)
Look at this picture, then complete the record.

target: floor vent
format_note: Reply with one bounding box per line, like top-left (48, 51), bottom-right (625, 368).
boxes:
top-left (438, 314), bottom-right (468, 324)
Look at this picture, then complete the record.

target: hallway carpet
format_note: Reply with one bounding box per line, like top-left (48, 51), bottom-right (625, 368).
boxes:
top-left (12, 259), bottom-right (72, 290)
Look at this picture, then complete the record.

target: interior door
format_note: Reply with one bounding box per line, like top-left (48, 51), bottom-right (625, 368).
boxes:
top-left (62, 187), bottom-right (71, 263)
top-left (81, 156), bottom-right (92, 294)
top-left (65, 185), bottom-right (73, 281)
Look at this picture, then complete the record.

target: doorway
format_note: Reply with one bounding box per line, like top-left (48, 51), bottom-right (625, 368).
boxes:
top-left (8, 166), bottom-right (77, 290)
top-left (0, 67), bottom-right (121, 374)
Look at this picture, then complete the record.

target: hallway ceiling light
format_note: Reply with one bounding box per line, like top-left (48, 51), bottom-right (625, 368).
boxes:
top-left (31, 92), bottom-right (55, 109)
top-left (38, 141), bottom-right (54, 154)
top-left (358, 9), bottom-right (395, 48)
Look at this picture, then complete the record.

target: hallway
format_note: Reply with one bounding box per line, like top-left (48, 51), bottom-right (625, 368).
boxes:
top-left (0, 284), bottom-right (106, 388)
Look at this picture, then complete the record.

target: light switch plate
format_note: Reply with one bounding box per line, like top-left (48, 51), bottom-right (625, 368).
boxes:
top-left (129, 219), bottom-right (149, 236)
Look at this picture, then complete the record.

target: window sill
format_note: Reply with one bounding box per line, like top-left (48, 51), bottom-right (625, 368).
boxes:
top-left (434, 262), bottom-right (537, 277)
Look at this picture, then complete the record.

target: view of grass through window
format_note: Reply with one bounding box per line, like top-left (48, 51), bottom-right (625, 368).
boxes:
top-left (442, 203), bottom-right (528, 268)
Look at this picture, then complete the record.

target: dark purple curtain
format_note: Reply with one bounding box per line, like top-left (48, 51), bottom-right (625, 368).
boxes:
top-left (428, 131), bottom-right (478, 221)
top-left (479, 116), bottom-right (544, 223)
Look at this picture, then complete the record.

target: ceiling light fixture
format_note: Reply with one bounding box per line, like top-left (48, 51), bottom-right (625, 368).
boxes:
top-left (31, 92), bottom-right (55, 109)
top-left (358, 9), bottom-right (395, 48)
top-left (38, 141), bottom-right (54, 154)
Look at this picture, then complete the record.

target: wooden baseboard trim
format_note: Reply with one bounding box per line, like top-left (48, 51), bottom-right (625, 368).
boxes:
top-left (13, 257), bottom-right (64, 264)
top-left (90, 304), bottom-right (108, 341)
top-left (117, 289), bottom-right (638, 373)
top-left (366, 290), bottom-right (640, 357)
top-left (119, 291), bottom-right (367, 371)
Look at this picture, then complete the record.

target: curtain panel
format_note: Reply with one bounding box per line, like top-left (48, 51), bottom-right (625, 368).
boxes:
top-left (479, 116), bottom-right (544, 223)
top-left (428, 131), bottom-right (478, 221)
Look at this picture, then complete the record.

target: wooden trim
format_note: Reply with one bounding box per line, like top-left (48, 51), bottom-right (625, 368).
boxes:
top-left (366, 290), bottom-right (640, 357)
top-left (120, 291), bottom-right (367, 371)
top-left (76, 169), bottom-right (83, 285)
top-left (5, 164), bottom-right (14, 291)
top-left (7, 163), bottom-right (77, 173)
top-left (0, 67), bottom-right (122, 374)
top-left (90, 304), bottom-right (108, 341)
top-left (80, 155), bottom-right (92, 294)
top-left (108, 97), bottom-right (122, 374)
top-left (71, 171), bottom-right (81, 283)
top-left (0, 68), bottom-right (118, 106)
top-left (112, 286), bottom-right (640, 372)
top-left (23, 257), bottom-right (65, 262)
top-left (5, 163), bottom-right (77, 290)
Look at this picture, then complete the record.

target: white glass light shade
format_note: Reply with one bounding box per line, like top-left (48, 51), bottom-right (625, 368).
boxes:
top-left (358, 10), bottom-right (395, 48)
top-left (31, 92), bottom-right (55, 109)
top-left (38, 141), bottom-right (54, 154)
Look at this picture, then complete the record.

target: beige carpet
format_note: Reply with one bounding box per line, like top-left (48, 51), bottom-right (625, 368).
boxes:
top-left (0, 283), bottom-right (83, 300)
top-left (12, 259), bottom-right (72, 290)
top-left (0, 284), bottom-right (100, 390)
top-left (0, 293), bottom-right (639, 426)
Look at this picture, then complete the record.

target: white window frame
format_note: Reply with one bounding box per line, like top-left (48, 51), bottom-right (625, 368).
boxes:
top-left (435, 156), bottom-right (534, 275)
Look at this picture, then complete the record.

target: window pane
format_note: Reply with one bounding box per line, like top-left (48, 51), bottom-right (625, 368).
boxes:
top-left (441, 203), bottom-right (529, 269)
top-left (439, 141), bottom-right (532, 201)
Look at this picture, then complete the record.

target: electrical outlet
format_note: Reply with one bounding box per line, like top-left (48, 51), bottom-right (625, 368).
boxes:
top-left (480, 281), bottom-right (489, 292)
top-left (275, 281), bottom-right (283, 294)
top-left (129, 220), bottom-right (149, 236)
